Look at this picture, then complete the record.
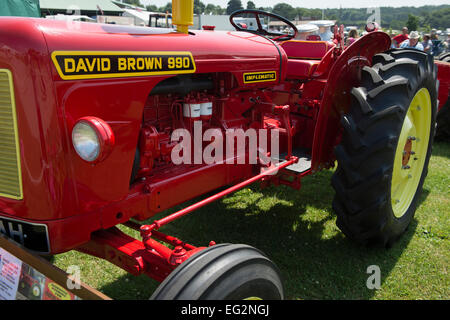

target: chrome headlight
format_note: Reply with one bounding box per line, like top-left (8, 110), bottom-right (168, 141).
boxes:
top-left (72, 117), bottom-right (114, 163)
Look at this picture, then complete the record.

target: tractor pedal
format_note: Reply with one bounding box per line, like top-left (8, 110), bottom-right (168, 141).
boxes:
top-left (272, 149), bottom-right (312, 174)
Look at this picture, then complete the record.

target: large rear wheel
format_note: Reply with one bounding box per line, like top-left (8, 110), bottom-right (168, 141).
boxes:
top-left (332, 49), bottom-right (437, 247)
top-left (438, 52), bottom-right (450, 63)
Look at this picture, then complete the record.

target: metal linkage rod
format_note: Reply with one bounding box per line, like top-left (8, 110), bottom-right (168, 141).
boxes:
top-left (142, 157), bottom-right (298, 233)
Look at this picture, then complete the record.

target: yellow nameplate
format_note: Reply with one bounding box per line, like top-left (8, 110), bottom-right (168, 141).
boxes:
top-left (51, 51), bottom-right (196, 80)
top-left (243, 71), bottom-right (277, 84)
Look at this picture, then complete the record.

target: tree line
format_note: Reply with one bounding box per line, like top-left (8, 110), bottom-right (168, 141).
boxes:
top-left (122, 0), bottom-right (450, 30)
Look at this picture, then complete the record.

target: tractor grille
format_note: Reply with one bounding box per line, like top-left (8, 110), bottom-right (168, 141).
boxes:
top-left (0, 70), bottom-right (22, 200)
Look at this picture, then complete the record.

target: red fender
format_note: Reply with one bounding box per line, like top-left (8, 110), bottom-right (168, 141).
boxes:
top-left (436, 60), bottom-right (450, 110)
top-left (311, 31), bottom-right (391, 170)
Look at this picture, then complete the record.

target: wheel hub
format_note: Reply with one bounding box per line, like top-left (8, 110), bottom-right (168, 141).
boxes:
top-left (402, 138), bottom-right (413, 166)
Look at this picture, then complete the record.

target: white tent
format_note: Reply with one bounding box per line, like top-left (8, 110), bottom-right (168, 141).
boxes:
top-left (45, 14), bottom-right (95, 22)
top-left (122, 8), bottom-right (151, 26)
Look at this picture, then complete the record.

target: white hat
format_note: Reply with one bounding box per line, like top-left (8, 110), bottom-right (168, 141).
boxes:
top-left (409, 31), bottom-right (419, 39)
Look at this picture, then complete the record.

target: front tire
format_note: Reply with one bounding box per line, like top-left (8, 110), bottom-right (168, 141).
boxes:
top-left (332, 49), bottom-right (437, 247)
top-left (151, 243), bottom-right (284, 300)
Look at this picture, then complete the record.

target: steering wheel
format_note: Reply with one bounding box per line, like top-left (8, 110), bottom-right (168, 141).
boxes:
top-left (230, 9), bottom-right (298, 42)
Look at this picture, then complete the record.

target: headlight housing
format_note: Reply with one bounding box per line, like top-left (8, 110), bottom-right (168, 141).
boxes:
top-left (72, 117), bottom-right (114, 163)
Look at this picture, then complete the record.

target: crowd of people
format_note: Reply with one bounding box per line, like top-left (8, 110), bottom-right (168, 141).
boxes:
top-left (391, 27), bottom-right (449, 56)
top-left (344, 26), bottom-right (449, 57)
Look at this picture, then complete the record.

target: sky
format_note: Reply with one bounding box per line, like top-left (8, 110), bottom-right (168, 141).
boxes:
top-left (139, 0), bottom-right (450, 9)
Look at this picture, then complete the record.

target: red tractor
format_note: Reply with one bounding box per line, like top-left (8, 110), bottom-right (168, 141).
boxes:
top-left (0, 1), bottom-right (447, 299)
top-left (435, 56), bottom-right (450, 141)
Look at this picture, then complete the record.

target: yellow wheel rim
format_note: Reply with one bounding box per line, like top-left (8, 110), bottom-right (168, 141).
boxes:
top-left (391, 88), bottom-right (431, 218)
top-left (244, 297), bottom-right (263, 300)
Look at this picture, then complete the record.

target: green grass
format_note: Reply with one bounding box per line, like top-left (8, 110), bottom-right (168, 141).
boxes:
top-left (53, 142), bottom-right (450, 300)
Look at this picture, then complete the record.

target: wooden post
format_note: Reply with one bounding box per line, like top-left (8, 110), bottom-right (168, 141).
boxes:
top-left (0, 234), bottom-right (111, 300)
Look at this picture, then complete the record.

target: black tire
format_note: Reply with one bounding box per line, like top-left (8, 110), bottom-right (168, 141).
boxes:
top-left (438, 52), bottom-right (450, 62)
top-left (332, 49), bottom-right (437, 247)
top-left (435, 97), bottom-right (450, 141)
top-left (150, 243), bottom-right (284, 300)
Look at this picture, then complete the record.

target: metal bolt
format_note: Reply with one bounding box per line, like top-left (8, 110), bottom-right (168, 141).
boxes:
top-left (408, 174), bottom-right (412, 179)
top-left (408, 136), bottom-right (416, 141)
top-left (417, 106), bottom-right (421, 111)
top-left (402, 165), bottom-right (411, 169)
top-left (173, 246), bottom-right (185, 254)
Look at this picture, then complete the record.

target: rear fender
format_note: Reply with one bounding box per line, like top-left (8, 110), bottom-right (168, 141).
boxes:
top-left (311, 31), bottom-right (391, 170)
top-left (436, 60), bottom-right (450, 110)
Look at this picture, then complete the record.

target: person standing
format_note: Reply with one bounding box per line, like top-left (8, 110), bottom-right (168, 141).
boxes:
top-left (422, 34), bottom-right (432, 53)
top-left (399, 31), bottom-right (424, 51)
top-left (430, 30), bottom-right (446, 56)
top-left (346, 29), bottom-right (359, 46)
top-left (393, 27), bottom-right (409, 48)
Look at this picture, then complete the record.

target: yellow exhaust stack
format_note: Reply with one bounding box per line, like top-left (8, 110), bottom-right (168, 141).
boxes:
top-left (172, 0), bottom-right (194, 34)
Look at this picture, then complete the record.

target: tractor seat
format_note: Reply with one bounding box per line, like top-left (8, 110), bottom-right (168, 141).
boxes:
top-left (280, 40), bottom-right (333, 79)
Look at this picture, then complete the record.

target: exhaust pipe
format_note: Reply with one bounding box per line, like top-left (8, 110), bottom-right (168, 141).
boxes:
top-left (172, 0), bottom-right (194, 34)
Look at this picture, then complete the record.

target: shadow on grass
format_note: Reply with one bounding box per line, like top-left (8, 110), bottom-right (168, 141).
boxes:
top-left (99, 168), bottom-right (431, 300)
top-left (431, 141), bottom-right (450, 158)
top-left (100, 273), bottom-right (160, 300)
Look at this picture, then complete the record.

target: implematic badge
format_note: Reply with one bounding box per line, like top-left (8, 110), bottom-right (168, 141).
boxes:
top-left (52, 51), bottom-right (196, 80)
top-left (243, 71), bottom-right (277, 84)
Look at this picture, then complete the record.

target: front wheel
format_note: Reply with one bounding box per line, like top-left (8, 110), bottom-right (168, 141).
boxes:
top-left (151, 243), bottom-right (284, 300)
top-left (332, 49), bottom-right (437, 247)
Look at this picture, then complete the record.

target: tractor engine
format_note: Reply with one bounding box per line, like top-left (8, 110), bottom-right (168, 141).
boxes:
top-left (137, 74), bottom-right (223, 180)
top-left (134, 72), bottom-right (313, 183)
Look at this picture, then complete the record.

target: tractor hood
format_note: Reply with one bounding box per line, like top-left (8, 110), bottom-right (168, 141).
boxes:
top-left (0, 16), bottom-right (285, 225)
top-left (30, 18), bottom-right (286, 84)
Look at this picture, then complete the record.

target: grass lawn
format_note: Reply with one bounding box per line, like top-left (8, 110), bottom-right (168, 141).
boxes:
top-left (53, 141), bottom-right (450, 300)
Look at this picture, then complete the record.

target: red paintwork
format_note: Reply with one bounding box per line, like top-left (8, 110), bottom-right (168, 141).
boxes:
top-left (0, 17), bottom-right (285, 252)
top-left (436, 60), bottom-right (450, 110)
top-left (76, 226), bottom-right (196, 282)
top-left (0, 16), bottom-right (409, 283)
top-left (42, 19), bottom-right (285, 84)
top-left (285, 60), bottom-right (321, 79)
top-left (280, 40), bottom-right (333, 59)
